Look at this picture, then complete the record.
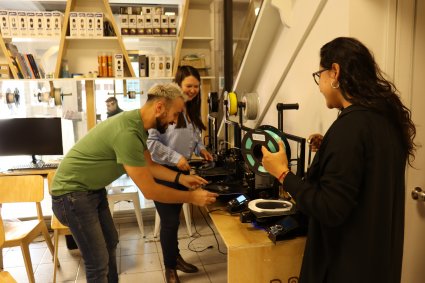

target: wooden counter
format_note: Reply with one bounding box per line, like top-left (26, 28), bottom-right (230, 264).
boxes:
top-left (208, 208), bottom-right (306, 283)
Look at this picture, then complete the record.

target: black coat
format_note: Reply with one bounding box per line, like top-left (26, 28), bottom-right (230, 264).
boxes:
top-left (284, 105), bottom-right (405, 283)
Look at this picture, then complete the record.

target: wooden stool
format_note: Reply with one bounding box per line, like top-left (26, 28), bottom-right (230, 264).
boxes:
top-left (51, 215), bottom-right (72, 283)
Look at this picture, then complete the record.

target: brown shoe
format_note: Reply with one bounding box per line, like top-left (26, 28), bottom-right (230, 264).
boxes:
top-left (176, 254), bottom-right (199, 273)
top-left (165, 268), bottom-right (181, 283)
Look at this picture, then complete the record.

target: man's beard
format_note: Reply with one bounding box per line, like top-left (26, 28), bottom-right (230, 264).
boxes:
top-left (155, 117), bottom-right (168, 134)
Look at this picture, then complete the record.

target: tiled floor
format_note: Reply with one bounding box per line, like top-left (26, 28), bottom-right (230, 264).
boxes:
top-left (1, 213), bottom-right (228, 283)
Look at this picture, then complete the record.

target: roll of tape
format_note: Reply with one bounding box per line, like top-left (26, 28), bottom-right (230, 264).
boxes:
top-left (228, 92), bottom-right (238, 116)
top-left (241, 125), bottom-right (291, 176)
top-left (53, 88), bottom-right (62, 106)
top-left (242, 92), bottom-right (259, 120)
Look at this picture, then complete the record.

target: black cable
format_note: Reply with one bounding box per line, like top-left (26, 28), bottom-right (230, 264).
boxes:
top-left (185, 205), bottom-right (227, 255)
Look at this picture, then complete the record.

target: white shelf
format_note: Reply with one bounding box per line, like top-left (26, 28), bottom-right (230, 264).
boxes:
top-left (183, 36), bottom-right (213, 41)
top-left (65, 36), bottom-right (118, 40)
top-left (122, 36), bottom-right (178, 42)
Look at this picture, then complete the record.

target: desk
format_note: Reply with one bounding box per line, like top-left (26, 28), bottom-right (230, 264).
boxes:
top-left (209, 208), bottom-right (306, 283)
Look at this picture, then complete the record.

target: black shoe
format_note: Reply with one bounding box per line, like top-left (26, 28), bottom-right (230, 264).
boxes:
top-left (176, 254), bottom-right (199, 273)
top-left (165, 268), bottom-right (181, 283)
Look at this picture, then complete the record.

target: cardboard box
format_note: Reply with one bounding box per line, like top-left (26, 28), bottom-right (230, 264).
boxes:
top-left (168, 14), bottom-right (177, 35)
top-left (0, 10), bottom-right (11, 37)
top-left (86, 12), bottom-right (95, 37)
top-left (35, 12), bottom-right (44, 37)
top-left (52, 11), bottom-right (62, 37)
top-left (26, 12), bottom-right (36, 37)
top-left (17, 11), bottom-right (27, 36)
top-left (142, 7), bottom-right (152, 15)
top-left (44, 11), bottom-right (53, 36)
top-left (94, 13), bottom-right (103, 37)
top-left (69, 12), bottom-right (78, 37)
top-left (139, 54), bottom-right (148, 77)
top-left (157, 55), bottom-right (165, 77)
top-left (152, 15), bottom-right (161, 35)
top-left (119, 14), bottom-right (128, 35)
top-left (136, 15), bottom-right (144, 35)
top-left (160, 15), bottom-right (169, 35)
top-left (180, 57), bottom-right (206, 69)
top-left (148, 55), bottom-right (157, 78)
top-left (114, 54), bottom-right (124, 78)
top-left (128, 14), bottom-right (137, 35)
top-left (77, 12), bottom-right (86, 37)
top-left (8, 11), bottom-right (19, 37)
top-left (144, 14), bottom-right (152, 35)
top-left (164, 55), bottom-right (172, 77)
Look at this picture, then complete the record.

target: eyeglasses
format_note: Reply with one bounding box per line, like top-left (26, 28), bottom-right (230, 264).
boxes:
top-left (312, 69), bottom-right (328, 85)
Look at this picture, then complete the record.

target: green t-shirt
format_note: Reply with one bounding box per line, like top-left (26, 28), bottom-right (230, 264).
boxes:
top-left (51, 109), bottom-right (147, 196)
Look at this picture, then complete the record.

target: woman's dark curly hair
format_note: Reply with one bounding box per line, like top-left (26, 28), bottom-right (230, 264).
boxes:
top-left (320, 37), bottom-right (416, 165)
top-left (173, 65), bottom-right (206, 131)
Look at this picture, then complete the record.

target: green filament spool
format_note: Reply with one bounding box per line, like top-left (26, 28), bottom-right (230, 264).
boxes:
top-left (241, 125), bottom-right (291, 176)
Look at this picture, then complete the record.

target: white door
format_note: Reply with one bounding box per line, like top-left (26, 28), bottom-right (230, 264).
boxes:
top-left (401, 1), bottom-right (425, 282)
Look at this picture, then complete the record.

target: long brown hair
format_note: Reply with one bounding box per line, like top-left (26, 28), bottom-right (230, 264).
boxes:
top-left (320, 37), bottom-right (417, 165)
top-left (174, 65), bottom-right (206, 131)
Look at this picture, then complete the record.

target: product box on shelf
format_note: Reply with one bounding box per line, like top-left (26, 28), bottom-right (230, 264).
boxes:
top-left (164, 55), bottom-right (172, 77)
top-left (77, 12), bottom-right (86, 37)
top-left (144, 14), bottom-right (152, 35)
top-left (148, 55), bottom-right (157, 78)
top-left (128, 14), bottom-right (137, 35)
top-left (168, 14), bottom-right (177, 35)
top-left (86, 12), bottom-right (95, 37)
top-left (0, 10), bottom-right (11, 37)
top-left (52, 11), bottom-right (62, 37)
top-left (94, 13), bottom-right (103, 37)
top-left (160, 15), bottom-right (168, 35)
top-left (139, 54), bottom-right (148, 77)
top-left (35, 12), bottom-right (44, 37)
top-left (142, 7), bottom-right (152, 15)
top-left (44, 11), bottom-right (53, 36)
top-left (136, 15), bottom-right (144, 35)
top-left (69, 12), bottom-right (78, 37)
top-left (119, 14), bottom-right (129, 35)
top-left (0, 64), bottom-right (10, 79)
top-left (26, 12), bottom-right (36, 37)
top-left (17, 11), bottom-right (27, 36)
top-left (8, 11), bottom-right (19, 37)
top-left (157, 55), bottom-right (165, 77)
top-left (180, 57), bottom-right (206, 69)
top-left (152, 14), bottom-right (161, 35)
top-left (114, 54), bottom-right (124, 78)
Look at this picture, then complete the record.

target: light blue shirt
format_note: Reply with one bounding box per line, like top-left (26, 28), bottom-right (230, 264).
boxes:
top-left (147, 116), bottom-right (206, 166)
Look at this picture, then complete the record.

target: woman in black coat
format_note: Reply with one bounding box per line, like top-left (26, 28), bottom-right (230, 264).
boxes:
top-left (262, 37), bottom-right (416, 283)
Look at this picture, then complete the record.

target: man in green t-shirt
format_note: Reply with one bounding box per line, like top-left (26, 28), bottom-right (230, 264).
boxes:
top-left (51, 83), bottom-right (217, 283)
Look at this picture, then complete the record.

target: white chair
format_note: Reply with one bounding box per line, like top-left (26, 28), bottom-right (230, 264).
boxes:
top-left (107, 185), bottom-right (144, 237)
top-left (154, 203), bottom-right (192, 237)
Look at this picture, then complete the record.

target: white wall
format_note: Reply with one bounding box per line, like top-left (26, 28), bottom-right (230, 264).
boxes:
top-left (230, 0), bottom-right (399, 149)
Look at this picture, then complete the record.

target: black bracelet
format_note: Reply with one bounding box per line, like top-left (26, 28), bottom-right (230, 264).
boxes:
top-left (174, 172), bottom-right (182, 184)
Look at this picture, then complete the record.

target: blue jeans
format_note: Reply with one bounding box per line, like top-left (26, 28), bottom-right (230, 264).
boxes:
top-left (155, 169), bottom-right (188, 269)
top-left (52, 189), bottom-right (119, 283)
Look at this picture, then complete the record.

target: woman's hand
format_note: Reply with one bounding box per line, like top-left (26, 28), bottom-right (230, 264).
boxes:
top-left (200, 149), bottom-right (214, 161)
top-left (308, 133), bottom-right (323, 152)
top-left (177, 156), bottom-right (191, 171)
top-left (261, 140), bottom-right (289, 179)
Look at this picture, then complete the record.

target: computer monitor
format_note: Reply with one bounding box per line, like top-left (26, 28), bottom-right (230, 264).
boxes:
top-left (0, 117), bottom-right (63, 164)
